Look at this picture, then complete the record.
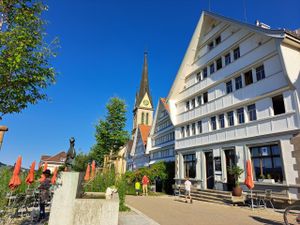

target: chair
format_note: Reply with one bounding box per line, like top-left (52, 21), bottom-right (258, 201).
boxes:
top-left (263, 189), bottom-right (275, 209)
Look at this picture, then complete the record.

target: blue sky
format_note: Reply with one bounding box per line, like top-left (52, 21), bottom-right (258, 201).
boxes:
top-left (1, 0), bottom-right (299, 168)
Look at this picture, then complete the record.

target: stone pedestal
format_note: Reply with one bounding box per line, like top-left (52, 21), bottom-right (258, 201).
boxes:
top-left (49, 172), bottom-right (82, 225)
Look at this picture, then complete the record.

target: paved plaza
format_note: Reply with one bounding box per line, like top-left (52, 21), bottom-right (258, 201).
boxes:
top-left (126, 195), bottom-right (285, 225)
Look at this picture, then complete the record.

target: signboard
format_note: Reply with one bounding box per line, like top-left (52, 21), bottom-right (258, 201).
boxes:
top-left (214, 157), bottom-right (222, 172)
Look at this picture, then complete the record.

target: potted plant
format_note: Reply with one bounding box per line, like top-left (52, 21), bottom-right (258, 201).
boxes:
top-left (258, 174), bottom-right (275, 184)
top-left (227, 165), bottom-right (244, 196)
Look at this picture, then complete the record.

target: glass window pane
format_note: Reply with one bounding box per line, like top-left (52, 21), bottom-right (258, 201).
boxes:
top-left (271, 145), bottom-right (280, 155)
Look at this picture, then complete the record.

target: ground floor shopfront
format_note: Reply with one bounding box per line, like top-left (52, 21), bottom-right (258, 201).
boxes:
top-left (174, 132), bottom-right (300, 200)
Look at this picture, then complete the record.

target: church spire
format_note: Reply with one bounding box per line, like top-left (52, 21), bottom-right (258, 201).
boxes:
top-left (135, 52), bottom-right (153, 108)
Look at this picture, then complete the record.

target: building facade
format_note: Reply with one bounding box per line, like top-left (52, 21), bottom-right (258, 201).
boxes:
top-left (167, 11), bottom-right (300, 200)
top-left (39, 151), bottom-right (66, 173)
top-left (147, 98), bottom-right (175, 165)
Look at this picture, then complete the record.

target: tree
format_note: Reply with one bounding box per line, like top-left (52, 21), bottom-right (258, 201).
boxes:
top-left (91, 97), bottom-right (129, 166)
top-left (0, 0), bottom-right (58, 118)
top-left (73, 152), bottom-right (92, 172)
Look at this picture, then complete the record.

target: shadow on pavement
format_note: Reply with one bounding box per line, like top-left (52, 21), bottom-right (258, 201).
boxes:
top-left (250, 216), bottom-right (283, 225)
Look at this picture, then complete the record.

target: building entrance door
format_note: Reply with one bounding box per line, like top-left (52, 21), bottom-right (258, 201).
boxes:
top-left (225, 149), bottom-right (236, 191)
top-left (205, 152), bottom-right (214, 189)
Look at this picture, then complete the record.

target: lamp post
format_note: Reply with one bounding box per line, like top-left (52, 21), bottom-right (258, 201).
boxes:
top-left (0, 126), bottom-right (8, 151)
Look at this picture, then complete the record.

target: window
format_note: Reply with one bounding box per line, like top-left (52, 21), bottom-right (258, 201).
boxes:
top-left (196, 71), bottom-right (201, 82)
top-left (208, 42), bottom-right (214, 50)
top-left (225, 53), bottom-right (231, 65)
top-left (191, 98), bottom-right (195, 109)
top-left (192, 123), bottom-right (196, 135)
top-left (216, 58), bottom-right (222, 70)
top-left (142, 112), bottom-right (145, 124)
top-left (247, 104), bottom-right (257, 121)
top-left (211, 116), bottom-right (217, 130)
top-left (226, 80), bottom-right (233, 94)
top-left (272, 95), bottom-right (285, 115)
top-left (203, 68), bottom-right (208, 79)
top-left (186, 101), bottom-right (190, 111)
top-left (219, 114), bottom-right (225, 128)
top-left (186, 125), bottom-right (190, 137)
top-left (227, 111), bottom-right (234, 126)
top-left (244, 70), bottom-right (253, 86)
top-left (215, 36), bottom-right (221, 45)
top-left (146, 113), bottom-right (149, 125)
top-left (251, 145), bottom-right (283, 182)
top-left (197, 96), bottom-right (202, 106)
top-left (181, 127), bottom-right (185, 138)
top-left (256, 65), bottom-right (265, 81)
top-left (197, 121), bottom-right (202, 134)
top-left (233, 47), bottom-right (240, 60)
top-left (237, 108), bottom-right (245, 124)
top-left (183, 154), bottom-right (196, 178)
top-left (210, 63), bottom-right (215, 74)
top-left (235, 76), bottom-right (242, 90)
top-left (203, 92), bottom-right (208, 104)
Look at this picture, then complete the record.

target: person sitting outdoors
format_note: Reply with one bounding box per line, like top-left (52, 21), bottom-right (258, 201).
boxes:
top-left (142, 175), bottom-right (150, 196)
top-left (135, 180), bottom-right (141, 196)
top-left (184, 177), bottom-right (192, 204)
top-left (38, 169), bottom-right (51, 221)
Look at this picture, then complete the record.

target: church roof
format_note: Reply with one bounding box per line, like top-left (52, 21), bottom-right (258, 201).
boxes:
top-left (135, 52), bottom-right (153, 108)
top-left (138, 124), bottom-right (151, 145)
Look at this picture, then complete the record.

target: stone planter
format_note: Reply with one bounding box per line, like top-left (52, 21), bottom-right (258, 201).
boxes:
top-left (258, 179), bottom-right (275, 184)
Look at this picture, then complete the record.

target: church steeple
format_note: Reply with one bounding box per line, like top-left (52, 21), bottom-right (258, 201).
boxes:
top-left (132, 52), bottom-right (154, 135)
top-left (135, 52), bottom-right (153, 108)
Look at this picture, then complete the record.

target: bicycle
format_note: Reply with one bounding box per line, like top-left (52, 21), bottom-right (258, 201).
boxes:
top-left (284, 205), bottom-right (300, 225)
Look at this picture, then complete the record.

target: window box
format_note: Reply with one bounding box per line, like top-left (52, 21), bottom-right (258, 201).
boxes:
top-left (258, 179), bottom-right (275, 184)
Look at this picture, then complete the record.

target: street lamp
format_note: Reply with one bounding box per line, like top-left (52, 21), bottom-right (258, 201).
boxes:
top-left (0, 126), bottom-right (8, 151)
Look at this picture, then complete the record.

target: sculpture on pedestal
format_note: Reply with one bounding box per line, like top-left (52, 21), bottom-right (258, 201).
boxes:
top-left (65, 137), bottom-right (76, 171)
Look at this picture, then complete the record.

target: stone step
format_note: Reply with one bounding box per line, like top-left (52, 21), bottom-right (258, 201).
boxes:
top-left (178, 194), bottom-right (231, 205)
top-left (192, 189), bottom-right (232, 196)
top-left (190, 192), bottom-right (232, 201)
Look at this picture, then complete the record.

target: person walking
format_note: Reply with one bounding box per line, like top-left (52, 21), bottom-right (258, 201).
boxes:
top-left (184, 177), bottom-right (192, 203)
top-left (142, 175), bottom-right (150, 196)
top-left (38, 169), bottom-right (51, 221)
top-left (135, 180), bottom-right (141, 196)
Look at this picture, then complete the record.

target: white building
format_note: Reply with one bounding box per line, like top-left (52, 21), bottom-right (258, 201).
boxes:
top-left (167, 11), bottom-right (300, 200)
top-left (147, 98), bottom-right (175, 165)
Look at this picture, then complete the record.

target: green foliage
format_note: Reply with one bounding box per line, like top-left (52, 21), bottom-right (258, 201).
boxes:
top-left (125, 161), bottom-right (168, 185)
top-left (84, 168), bottom-right (116, 192)
top-left (116, 176), bottom-right (130, 211)
top-left (0, 0), bottom-right (58, 117)
top-left (73, 152), bottom-right (92, 172)
top-left (227, 165), bottom-right (244, 187)
top-left (90, 97), bottom-right (129, 166)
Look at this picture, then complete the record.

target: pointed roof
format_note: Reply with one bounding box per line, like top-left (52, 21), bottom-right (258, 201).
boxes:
top-left (138, 124), bottom-right (151, 145)
top-left (135, 52), bottom-right (153, 108)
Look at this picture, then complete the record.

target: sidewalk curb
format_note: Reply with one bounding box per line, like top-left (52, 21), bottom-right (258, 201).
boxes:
top-left (126, 204), bottom-right (160, 225)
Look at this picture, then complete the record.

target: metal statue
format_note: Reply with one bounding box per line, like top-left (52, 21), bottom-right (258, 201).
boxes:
top-left (65, 137), bottom-right (76, 171)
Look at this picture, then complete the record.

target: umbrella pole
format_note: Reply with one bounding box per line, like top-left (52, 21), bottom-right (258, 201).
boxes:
top-left (251, 189), bottom-right (253, 210)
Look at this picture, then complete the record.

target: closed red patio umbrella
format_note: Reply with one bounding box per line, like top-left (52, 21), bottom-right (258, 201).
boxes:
top-left (91, 160), bottom-right (96, 179)
top-left (9, 156), bottom-right (22, 190)
top-left (25, 161), bottom-right (36, 185)
top-left (51, 167), bottom-right (58, 184)
top-left (245, 159), bottom-right (255, 209)
top-left (39, 162), bottom-right (48, 182)
top-left (84, 164), bottom-right (90, 181)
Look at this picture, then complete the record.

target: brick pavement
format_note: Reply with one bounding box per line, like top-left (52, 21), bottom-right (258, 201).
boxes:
top-left (126, 195), bottom-right (285, 225)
